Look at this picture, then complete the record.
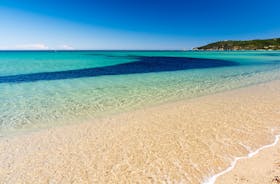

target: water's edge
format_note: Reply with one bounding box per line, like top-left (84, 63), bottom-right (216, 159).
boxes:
top-left (203, 132), bottom-right (280, 184)
top-left (1, 78), bottom-right (277, 138)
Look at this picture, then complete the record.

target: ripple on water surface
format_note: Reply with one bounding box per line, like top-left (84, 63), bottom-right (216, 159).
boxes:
top-left (0, 51), bottom-right (280, 133)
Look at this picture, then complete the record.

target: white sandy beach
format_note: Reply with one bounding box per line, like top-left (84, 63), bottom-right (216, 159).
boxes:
top-left (0, 80), bottom-right (280, 183)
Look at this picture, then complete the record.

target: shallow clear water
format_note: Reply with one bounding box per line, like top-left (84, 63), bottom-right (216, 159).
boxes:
top-left (1, 51), bottom-right (280, 134)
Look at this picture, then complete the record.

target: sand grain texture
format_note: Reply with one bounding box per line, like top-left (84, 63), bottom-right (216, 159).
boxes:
top-left (0, 80), bottom-right (280, 183)
top-left (216, 139), bottom-right (280, 184)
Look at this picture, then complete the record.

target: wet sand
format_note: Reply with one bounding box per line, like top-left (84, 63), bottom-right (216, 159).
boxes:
top-left (216, 138), bottom-right (280, 184)
top-left (0, 80), bottom-right (280, 183)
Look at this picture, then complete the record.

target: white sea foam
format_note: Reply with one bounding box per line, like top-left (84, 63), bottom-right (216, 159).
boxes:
top-left (203, 134), bottom-right (280, 184)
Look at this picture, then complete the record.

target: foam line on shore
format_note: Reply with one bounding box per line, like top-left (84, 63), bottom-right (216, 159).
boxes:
top-left (203, 134), bottom-right (280, 184)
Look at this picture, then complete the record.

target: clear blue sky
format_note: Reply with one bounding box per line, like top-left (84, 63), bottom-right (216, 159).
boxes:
top-left (0, 0), bottom-right (279, 50)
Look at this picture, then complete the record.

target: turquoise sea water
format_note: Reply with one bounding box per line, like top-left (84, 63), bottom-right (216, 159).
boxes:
top-left (1, 51), bottom-right (280, 134)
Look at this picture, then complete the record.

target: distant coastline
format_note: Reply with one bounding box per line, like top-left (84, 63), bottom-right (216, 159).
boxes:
top-left (193, 38), bottom-right (280, 51)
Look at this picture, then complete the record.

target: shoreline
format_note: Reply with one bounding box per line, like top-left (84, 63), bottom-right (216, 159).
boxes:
top-left (204, 134), bottom-right (280, 184)
top-left (2, 78), bottom-right (278, 139)
top-left (0, 80), bottom-right (280, 183)
top-left (216, 135), bottom-right (280, 184)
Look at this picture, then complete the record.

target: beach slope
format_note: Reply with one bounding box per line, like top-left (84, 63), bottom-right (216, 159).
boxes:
top-left (0, 80), bottom-right (280, 183)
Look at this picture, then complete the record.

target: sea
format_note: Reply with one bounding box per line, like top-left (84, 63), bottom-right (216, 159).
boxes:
top-left (0, 50), bottom-right (280, 134)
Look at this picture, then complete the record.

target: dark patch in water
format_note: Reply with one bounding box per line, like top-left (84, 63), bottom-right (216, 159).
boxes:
top-left (0, 56), bottom-right (238, 84)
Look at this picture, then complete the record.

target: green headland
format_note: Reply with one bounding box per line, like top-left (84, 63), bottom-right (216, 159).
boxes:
top-left (194, 38), bottom-right (280, 51)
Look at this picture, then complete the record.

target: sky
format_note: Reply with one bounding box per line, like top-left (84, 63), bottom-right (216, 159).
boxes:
top-left (0, 0), bottom-right (280, 50)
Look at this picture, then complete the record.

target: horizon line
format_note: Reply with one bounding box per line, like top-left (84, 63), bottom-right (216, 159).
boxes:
top-left (0, 49), bottom-right (193, 52)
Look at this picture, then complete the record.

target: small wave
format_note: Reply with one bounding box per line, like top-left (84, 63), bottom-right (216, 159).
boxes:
top-left (203, 133), bottom-right (280, 184)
